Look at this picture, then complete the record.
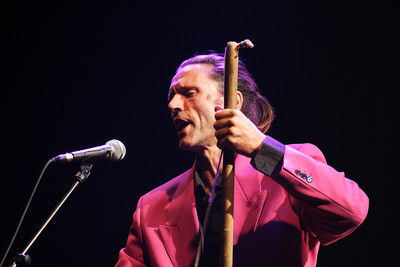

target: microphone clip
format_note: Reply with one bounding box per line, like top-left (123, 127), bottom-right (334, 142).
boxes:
top-left (75, 162), bottom-right (94, 183)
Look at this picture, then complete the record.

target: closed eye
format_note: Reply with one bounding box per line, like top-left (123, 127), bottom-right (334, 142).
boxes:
top-left (167, 87), bottom-right (198, 102)
top-left (185, 89), bottom-right (197, 98)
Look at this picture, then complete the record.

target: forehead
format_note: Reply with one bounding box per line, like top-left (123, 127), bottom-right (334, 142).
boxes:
top-left (170, 64), bottom-right (215, 89)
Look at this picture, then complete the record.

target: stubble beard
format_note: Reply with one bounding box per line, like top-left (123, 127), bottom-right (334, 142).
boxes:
top-left (178, 126), bottom-right (217, 154)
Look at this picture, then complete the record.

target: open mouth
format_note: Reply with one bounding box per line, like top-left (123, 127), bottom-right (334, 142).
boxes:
top-left (174, 118), bottom-right (191, 134)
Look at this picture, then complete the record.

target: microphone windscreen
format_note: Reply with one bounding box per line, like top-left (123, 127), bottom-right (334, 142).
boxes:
top-left (106, 139), bottom-right (126, 162)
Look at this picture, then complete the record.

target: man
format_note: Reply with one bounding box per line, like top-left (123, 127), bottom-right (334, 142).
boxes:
top-left (115, 53), bottom-right (369, 267)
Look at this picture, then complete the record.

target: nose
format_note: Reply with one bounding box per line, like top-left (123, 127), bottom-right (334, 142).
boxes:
top-left (168, 94), bottom-right (184, 113)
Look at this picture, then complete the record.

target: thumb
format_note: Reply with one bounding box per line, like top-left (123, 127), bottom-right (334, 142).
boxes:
top-left (214, 104), bottom-right (224, 113)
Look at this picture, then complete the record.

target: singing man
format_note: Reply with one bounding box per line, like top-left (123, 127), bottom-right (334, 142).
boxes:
top-left (115, 53), bottom-right (369, 267)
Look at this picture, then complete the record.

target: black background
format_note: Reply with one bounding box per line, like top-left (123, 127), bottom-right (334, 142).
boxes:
top-left (2, 0), bottom-right (398, 266)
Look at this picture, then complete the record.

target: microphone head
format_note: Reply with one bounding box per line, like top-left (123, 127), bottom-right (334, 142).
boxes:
top-left (106, 139), bottom-right (126, 162)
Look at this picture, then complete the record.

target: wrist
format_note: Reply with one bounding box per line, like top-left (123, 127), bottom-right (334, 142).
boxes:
top-left (250, 133), bottom-right (267, 158)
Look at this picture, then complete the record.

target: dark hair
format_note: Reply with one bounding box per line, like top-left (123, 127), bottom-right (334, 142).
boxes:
top-left (176, 53), bottom-right (274, 133)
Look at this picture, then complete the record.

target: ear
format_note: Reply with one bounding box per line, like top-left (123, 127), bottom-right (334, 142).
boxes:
top-left (236, 91), bottom-right (243, 110)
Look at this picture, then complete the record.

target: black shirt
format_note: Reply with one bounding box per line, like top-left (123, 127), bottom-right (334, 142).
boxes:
top-left (193, 135), bottom-right (285, 266)
top-left (194, 172), bottom-right (223, 267)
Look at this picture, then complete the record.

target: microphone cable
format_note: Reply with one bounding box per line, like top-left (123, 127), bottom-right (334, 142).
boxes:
top-left (0, 159), bottom-right (54, 267)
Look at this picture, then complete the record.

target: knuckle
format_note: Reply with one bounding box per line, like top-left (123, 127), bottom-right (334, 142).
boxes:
top-left (229, 110), bottom-right (237, 116)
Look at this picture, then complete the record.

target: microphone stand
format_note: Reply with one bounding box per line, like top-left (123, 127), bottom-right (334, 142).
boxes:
top-left (8, 162), bottom-right (94, 267)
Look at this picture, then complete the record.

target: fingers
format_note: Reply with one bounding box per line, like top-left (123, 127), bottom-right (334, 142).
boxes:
top-left (213, 105), bottom-right (266, 157)
top-left (214, 106), bottom-right (239, 121)
top-left (214, 105), bottom-right (241, 131)
top-left (214, 114), bottom-right (235, 132)
top-left (213, 107), bottom-right (242, 150)
top-left (214, 124), bottom-right (233, 140)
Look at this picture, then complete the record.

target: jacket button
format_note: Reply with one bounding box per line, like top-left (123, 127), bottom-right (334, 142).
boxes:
top-left (295, 169), bottom-right (313, 183)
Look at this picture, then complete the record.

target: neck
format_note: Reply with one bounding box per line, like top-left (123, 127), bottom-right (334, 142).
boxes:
top-left (195, 146), bottom-right (222, 194)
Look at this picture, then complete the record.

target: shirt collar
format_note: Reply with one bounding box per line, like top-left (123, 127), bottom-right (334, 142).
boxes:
top-left (193, 170), bottom-right (223, 196)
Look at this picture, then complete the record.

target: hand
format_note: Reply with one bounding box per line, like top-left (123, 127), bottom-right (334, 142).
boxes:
top-left (214, 105), bottom-right (266, 158)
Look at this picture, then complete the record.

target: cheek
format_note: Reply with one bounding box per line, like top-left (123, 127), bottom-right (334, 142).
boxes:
top-left (191, 97), bottom-right (219, 127)
top-left (207, 93), bottom-right (223, 105)
top-left (198, 107), bottom-right (216, 128)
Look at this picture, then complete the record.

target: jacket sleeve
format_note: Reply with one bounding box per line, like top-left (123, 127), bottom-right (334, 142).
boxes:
top-left (115, 197), bottom-right (147, 267)
top-left (252, 141), bottom-right (368, 245)
top-left (273, 143), bottom-right (369, 245)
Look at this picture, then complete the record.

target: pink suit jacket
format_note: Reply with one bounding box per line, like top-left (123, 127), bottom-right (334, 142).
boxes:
top-left (116, 143), bottom-right (369, 267)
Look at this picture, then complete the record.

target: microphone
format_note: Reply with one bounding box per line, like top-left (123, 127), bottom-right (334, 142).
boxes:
top-left (52, 139), bottom-right (126, 163)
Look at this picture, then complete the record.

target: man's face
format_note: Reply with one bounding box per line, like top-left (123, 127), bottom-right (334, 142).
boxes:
top-left (168, 64), bottom-right (223, 153)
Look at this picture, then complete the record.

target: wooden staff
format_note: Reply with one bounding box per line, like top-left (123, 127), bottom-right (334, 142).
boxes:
top-left (221, 39), bottom-right (254, 267)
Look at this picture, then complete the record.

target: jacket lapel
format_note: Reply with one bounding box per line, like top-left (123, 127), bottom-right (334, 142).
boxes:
top-left (157, 165), bottom-right (199, 267)
top-left (233, 155), bottom-right (268, 267)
